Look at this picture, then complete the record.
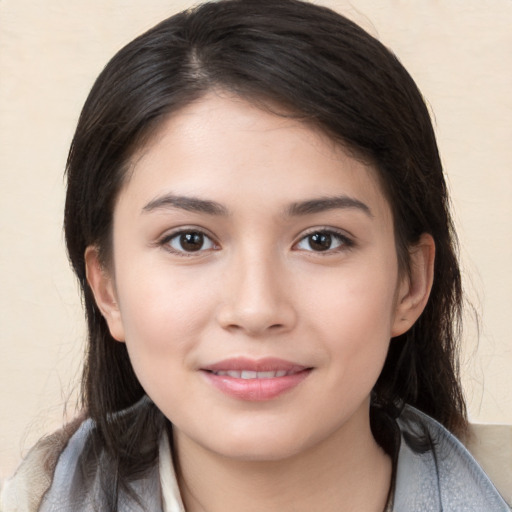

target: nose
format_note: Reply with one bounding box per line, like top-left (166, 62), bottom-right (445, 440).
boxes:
top-left (216, 250), bottom-right (297, 337)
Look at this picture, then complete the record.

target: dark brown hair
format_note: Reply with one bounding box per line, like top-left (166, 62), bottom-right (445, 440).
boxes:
top-left (64, 0), bottom-right (466, 504)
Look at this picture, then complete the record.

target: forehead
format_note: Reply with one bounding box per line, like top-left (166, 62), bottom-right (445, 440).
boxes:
top-left (120, 92), bottom-right (391, 221)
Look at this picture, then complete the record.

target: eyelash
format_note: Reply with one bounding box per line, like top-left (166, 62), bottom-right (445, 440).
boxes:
top-left (158, 227), bottom-right (354, 257)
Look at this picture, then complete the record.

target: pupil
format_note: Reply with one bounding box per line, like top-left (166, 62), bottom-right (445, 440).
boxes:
top-left (180, 232), bottom-right (203, 251)
top-left (310, 232), bottom-right (331, 251)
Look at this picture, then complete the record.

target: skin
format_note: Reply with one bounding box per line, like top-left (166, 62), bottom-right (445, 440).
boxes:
top-left (86, 92), bottom-right (434, 511)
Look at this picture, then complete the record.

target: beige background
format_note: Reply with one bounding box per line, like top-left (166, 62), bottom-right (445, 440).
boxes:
top-left (1, 0), bottom-right (511, 486)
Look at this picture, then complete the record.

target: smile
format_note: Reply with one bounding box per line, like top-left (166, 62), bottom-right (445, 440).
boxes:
top-left (201, 358), bottom-right (312, 401)
top-left (210, 370), bottom-right (294, 379)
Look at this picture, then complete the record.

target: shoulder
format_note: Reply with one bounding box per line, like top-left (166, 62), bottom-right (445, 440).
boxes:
top-left (394, 405), bottom-right (510, 511)
top-left (1, 398), bottom-right (163, 512)
top-left (1, 414), bottom-right (86, 512)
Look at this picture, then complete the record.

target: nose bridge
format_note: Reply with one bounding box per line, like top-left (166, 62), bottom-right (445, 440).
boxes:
top-left (217, 241), bottom-right (295, 335)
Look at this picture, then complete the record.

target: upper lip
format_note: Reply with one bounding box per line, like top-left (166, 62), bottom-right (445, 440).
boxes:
top-left (201, 357), bottom-right (308, 373)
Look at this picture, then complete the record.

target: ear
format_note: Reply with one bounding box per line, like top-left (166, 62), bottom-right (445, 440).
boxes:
top-left (391, 233), bottom-right (435, 337)
top-left (84, 246), bottom-right (125, 342)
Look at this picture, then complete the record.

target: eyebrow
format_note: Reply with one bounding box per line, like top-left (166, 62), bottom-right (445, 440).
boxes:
top-left (141, 193), bottom-right (372, 218)
top-left (286, 195), bottom-right (372, 217)
top-left (142, 194), bottom-right (229, 216)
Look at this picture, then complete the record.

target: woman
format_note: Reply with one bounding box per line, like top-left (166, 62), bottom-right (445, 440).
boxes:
top-left (2, 0), bottom-right (509, 510)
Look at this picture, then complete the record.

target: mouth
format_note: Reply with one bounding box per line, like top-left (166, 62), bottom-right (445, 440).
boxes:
top-left (209, 369), bottom-right (296, 379)
top-left (201, 358), bottom-right (312, 401)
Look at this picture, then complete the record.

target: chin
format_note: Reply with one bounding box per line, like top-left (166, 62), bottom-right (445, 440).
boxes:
top-left (215, 441), bottom-right (307, 462)
top-left (197, 424), bottom-right (318, 462)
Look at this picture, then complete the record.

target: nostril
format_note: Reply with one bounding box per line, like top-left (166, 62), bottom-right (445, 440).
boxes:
top-left (215, 289), bottom-right (297, 335)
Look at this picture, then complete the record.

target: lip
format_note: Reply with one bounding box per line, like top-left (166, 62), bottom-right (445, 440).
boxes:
top-left (201, 357), bottom-right (312, 401)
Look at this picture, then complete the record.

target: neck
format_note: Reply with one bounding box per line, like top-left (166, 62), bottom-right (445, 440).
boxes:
top-left (173, 409), bottom-right (392, 512)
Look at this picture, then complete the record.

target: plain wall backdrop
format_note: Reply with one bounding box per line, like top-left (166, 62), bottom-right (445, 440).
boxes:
top-left (1, 0), bottom-right (511, 482)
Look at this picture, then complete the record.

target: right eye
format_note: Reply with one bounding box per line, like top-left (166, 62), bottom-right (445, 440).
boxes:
top-left (162, 230), bottom-right (217, 254)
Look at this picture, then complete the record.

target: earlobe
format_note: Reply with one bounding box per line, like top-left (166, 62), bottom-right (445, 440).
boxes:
top-left (84, 246), bottom-right (125, 342)
top-left (391, 233), bottom-right (435, 337)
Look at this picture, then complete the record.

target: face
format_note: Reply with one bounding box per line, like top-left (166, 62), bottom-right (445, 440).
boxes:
top-left (88, 92), bottom-right (430, 462)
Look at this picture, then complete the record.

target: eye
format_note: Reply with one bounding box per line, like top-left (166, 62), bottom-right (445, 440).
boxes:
top-left (163, 230), bottom-right (217, 254)
top-left (295, 230), bottom-right (352, 253)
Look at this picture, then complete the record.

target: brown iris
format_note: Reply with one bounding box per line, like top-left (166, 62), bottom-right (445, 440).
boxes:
top-left (308, 232), bottom-right (332, 251)
top-left (179, 232), bottom-right (205, 252)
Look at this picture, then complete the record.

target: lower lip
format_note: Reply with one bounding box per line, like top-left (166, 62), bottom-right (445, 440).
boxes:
top-left (202, 370), bottom-right (312, 401)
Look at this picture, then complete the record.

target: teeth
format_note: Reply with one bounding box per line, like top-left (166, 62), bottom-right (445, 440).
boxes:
top-left (213, 370), bottom-right (293, 379)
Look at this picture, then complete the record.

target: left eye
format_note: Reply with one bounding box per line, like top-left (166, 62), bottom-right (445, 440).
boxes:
top-left (295, 231), bottom-right (349, 252)
top-left (165, 231), bottom-right (216, 253)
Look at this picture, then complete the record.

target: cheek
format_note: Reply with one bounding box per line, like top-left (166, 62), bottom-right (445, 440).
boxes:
top-left (114, 269), bottom-right (219, 412)
top-left (307, 259), bottom-right (398, 331)
top-left (304, 261), bottom-right (398, 380)
top-left (114, 263), bottom-right (219, 363)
